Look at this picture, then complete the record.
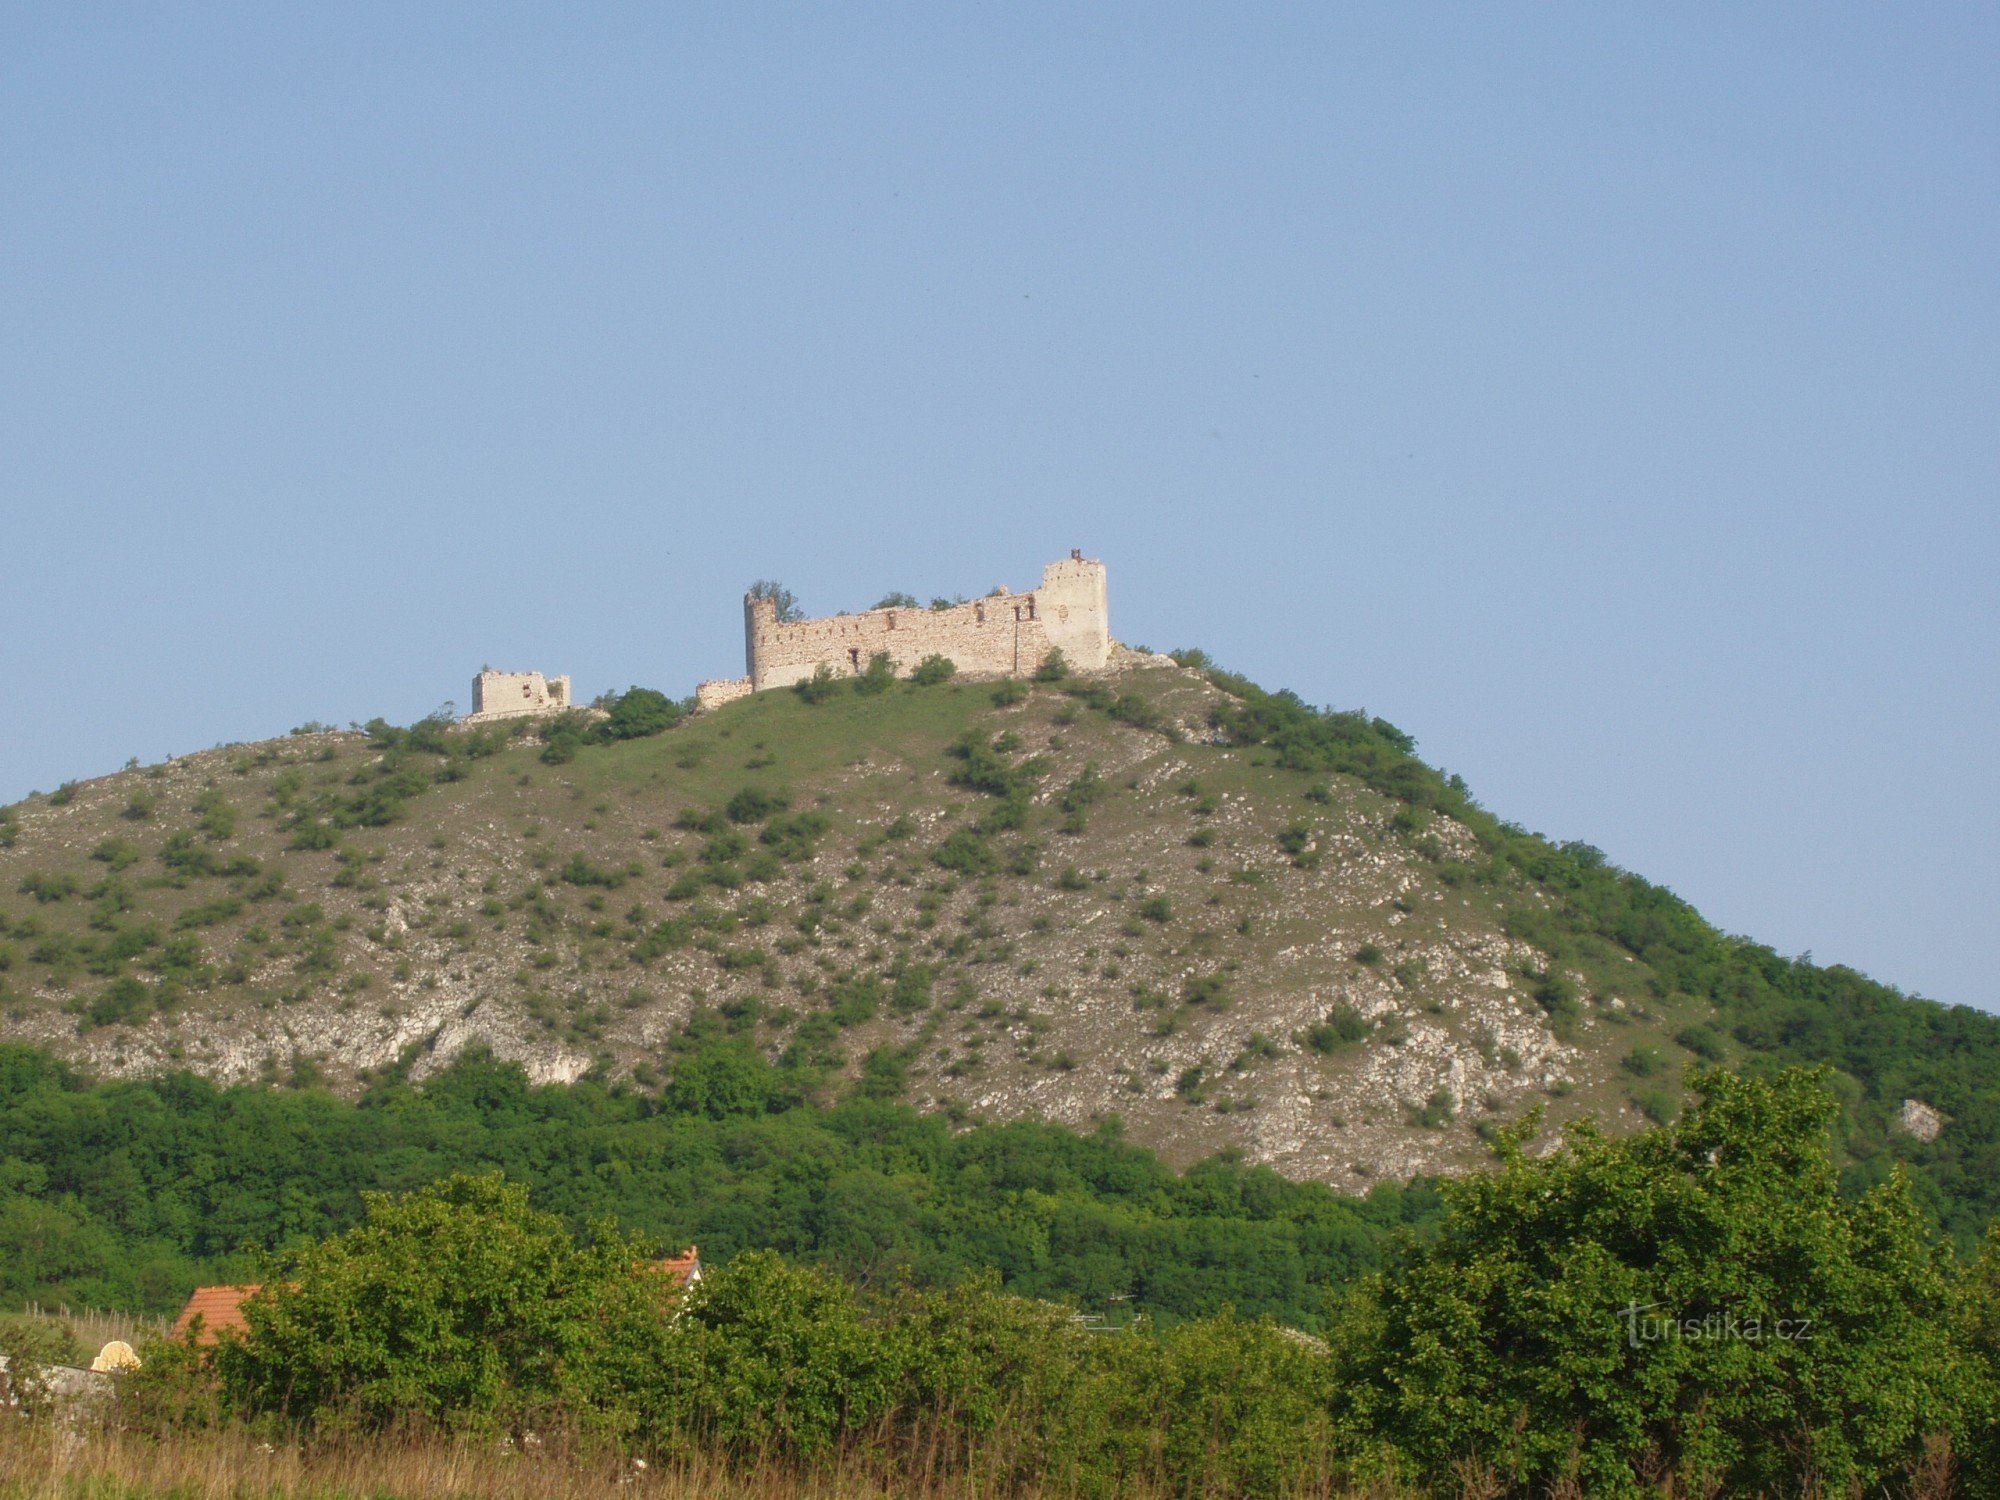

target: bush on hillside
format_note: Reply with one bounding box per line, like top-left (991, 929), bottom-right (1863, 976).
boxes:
top-left (794, 664), bottom-right (844, 705)
top-left (601, 686), bottom-right (684, 740)
top-left (1330, 1067), bottom-right (1962, 1495)
top-left (211, 1174), bottom-right (652, 1426)
top-left (909, 654), bottom-right (956, 685)
top-left (853, 652), bottom-right (897, 697)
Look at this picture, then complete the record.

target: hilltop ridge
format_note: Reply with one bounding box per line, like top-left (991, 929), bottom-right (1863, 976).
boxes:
top-left (2, 650), bottom-right (1995, 1239)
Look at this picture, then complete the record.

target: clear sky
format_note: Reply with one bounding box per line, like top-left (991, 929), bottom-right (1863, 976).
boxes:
top-left (3, 6), bottom-right (1994, 1009)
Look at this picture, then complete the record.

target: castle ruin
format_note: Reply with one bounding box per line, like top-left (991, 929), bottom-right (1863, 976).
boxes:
top-left (696, 553), bottom-right (1109, 709)
top-left (464, 669), bottom-right (571, 722)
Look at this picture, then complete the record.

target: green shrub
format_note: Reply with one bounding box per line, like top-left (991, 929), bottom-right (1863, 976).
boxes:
top-left (989, 679), bottom-right (1029, 708)
top-left (1630, 1087), bottom-right (1677, 1125)
top-left (86, 840), bottom-right (137, 875)
top-left (559, 855), bottom-right (626, 889)
top-left (1408, 1088), bottom-right (1455, 1128)
top-left (213, 1174), bottom-right (649, 1427)
top-left (890, 963), bottom-right (935, 1016)
top-left (1527, 966), bottom-right (1581, 1031)
top-left (18, 872), bottom-right (77, 904)
top-left (933, 828), bottom-right (998, 875)
top-left (1304, 1003), bottom-right (1373, 1054)
top-left (761, 811), bottom-right (830, 862)
top-left (1033, 648), bottom-right (1069, 683)
top-left (1675, 1023), bottom-right (1727, 1061)
top-left (85, 976), bottom-right (153, 1029)
top-left (725, 785), bottom-right (791, 824)
top-left (909, 654), bottom-right (956, 685)
top-left (827, 973), bottom-right (883, 1026)
top-left (1182, 973), bottom-right (1231, 1009)
top-left (602, 686), bottom-right (684, 740)
top-left (1621, 1044), bottom-right (1664, 1078)
top-left (854, 652), bottom-right (897, 696)
top-left (794, 664), bottom-right (844, 705)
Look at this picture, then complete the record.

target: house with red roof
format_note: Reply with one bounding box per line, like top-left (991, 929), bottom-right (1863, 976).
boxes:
top-left (167, 1285), bottom-right (261, 1346)
top-left (651, 1247), bottom-right (702, 1290)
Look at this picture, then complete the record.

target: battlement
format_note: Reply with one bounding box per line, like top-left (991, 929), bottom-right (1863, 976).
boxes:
top-left (465, 670), bottom-right (571, 723)
top-left (714, 553), bottom-right (1109, 700)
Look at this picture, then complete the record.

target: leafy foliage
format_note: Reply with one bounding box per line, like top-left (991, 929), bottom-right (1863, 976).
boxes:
top-left (0, 1043), bottom-right (1436, 1328)
top-left (600, 686), bottom-right (684, 741)
top-left (908, 654), bottom-right (956, 685)
top-left (1333, 1068), bottom-right (1962, 1494)
top-left (216, 1174), bottom-right (645, 1426)
top-left (747, 579), bottom-right (802, 623)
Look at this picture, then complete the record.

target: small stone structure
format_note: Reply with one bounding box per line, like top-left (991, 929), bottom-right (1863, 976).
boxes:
top-left (464, 670), bottom-right (572, 723)
top-left (697, 552), bottom-right (1110, 707)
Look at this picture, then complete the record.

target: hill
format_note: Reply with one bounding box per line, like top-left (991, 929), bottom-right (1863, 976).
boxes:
top-left (1, 650), bottom-right (1995, 1241)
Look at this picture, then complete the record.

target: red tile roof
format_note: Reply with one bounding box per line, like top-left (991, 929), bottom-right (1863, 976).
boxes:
top-left (168, 1285), bottom-right (261, 1346)
top-left (650, 1247), bottom-right (701, 1288)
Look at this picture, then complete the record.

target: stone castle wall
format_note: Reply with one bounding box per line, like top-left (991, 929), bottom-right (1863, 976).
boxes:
top-left (694, 676), bottom-right (754, 711)
top-left (726, 555), bottom-right (1109, 695)
top-left (465, 670), bottom-right (571, 722)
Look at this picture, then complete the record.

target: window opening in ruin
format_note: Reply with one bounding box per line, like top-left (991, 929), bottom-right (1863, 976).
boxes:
top-left (976, 603), bottom-right (985, 624)
top-left (848, 648), bottom-right (860, 671)
top-left (886, 612), bottom-right (896, 630)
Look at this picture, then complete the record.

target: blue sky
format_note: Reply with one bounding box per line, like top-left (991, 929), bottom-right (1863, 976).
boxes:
top-left (2, 5), bottom-right (1994, 1008)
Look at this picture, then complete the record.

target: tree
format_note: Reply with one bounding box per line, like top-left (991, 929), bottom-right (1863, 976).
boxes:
top-left (872, 592), bottom-right (920, 610)
top-left (628, 1251), bottom-right (896, 1456)
top-left (602, 686), bottom-right (682, 740)
top-left (909, 655), bottom-right (956, 686)
top-left (748, 580), bottom-right (803, 623)
top-left (214, 1174), bottom-right (656, 1426)
top-left (1330, 1068), bottom-right (1963, 1496)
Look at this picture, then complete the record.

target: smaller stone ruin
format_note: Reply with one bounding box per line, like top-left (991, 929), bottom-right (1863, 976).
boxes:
top-left (464, 669), bottom-right (572, 723)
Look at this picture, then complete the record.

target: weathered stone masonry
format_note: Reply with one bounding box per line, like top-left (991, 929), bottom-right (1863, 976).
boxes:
top-left (696, 554), bottom-right (1109, 708)
top-left (465, 670), bottom-right (571, 722)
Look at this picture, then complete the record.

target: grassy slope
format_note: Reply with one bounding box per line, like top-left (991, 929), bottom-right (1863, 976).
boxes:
top-left (0, 655), bottom-right (1991, 1240)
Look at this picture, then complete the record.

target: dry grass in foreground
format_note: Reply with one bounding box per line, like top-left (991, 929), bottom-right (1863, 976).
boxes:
top-left (0, 1421), bottom-right (1396, 1500)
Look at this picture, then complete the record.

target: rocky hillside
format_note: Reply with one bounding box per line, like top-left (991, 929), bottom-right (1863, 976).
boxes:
top-left (0, 651), bottom-right (1757, 1192)
top-left (5, 646), bottom-right (1995, 1232)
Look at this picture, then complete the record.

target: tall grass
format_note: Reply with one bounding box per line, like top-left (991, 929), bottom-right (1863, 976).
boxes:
top-left (0, 1419), bottom-right (1399, 1500)
top-left (16, 1305), bottom-right (164, 1358)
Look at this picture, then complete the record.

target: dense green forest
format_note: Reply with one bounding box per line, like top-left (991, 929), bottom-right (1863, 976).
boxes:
top-left (0, 1038), bottom-right (1436, 1324)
